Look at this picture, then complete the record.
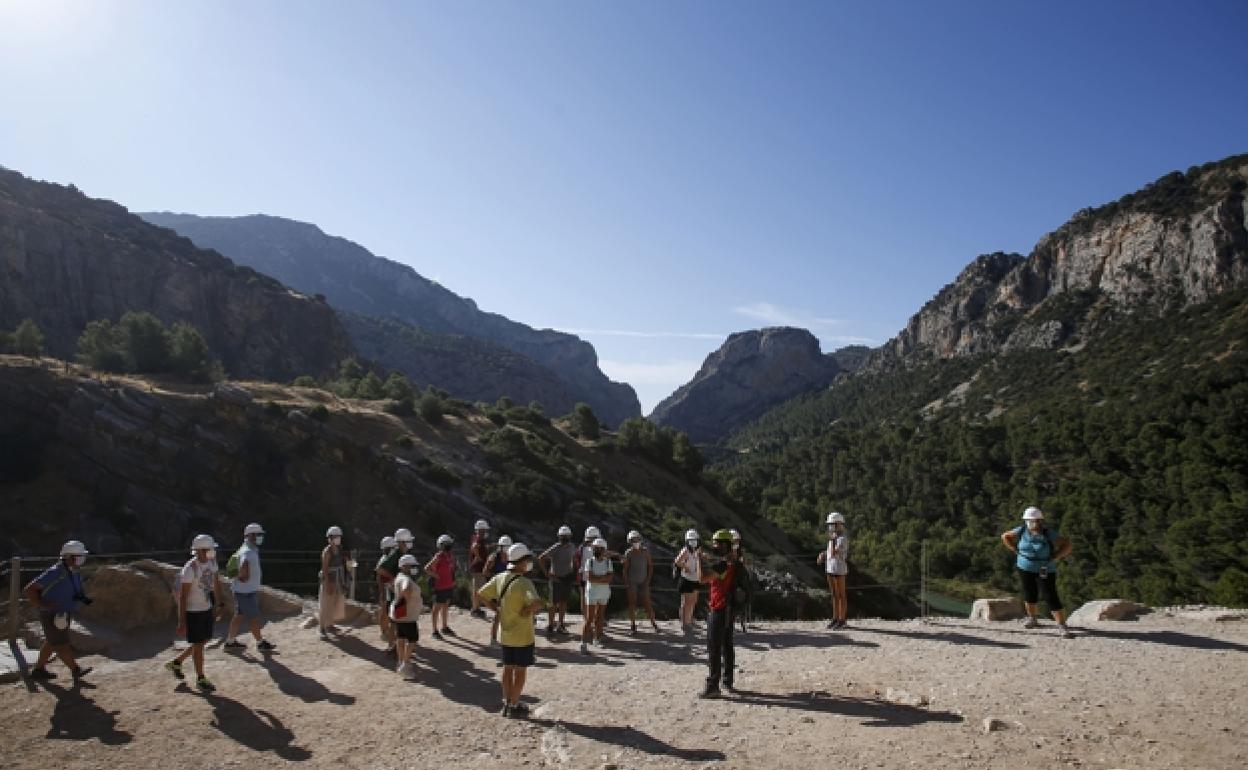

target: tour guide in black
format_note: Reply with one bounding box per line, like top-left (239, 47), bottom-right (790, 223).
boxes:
top-left (700, 529), bottom-right (738, 698)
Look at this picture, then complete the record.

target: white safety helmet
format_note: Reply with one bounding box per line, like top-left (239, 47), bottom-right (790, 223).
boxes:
top-left (592, 537), bottom-right (608, 549)
top-left (326, 526), bottom-right (344, 538)
top-left (474, 519), bottom-right (490, 531)
top-left (1022, 506), bottom-right (1044, 521)
top-left (380, 535), bottom-right (398, 550)
top-left (59, 540), bottom-right (89, 557)
top-left (558, 525), bottom-right (573, 537)
top-left (243, 523), bottom-right (265, 536)
top-left (627, 530), bottom-right (642, 542)
top-left (436, 534), bottom-right (453, 547)
top-left (497, 535), bottom-right (514, 548)
top-left (826, 512), bottom-right (845, 525)
top-left (730, 529), bottom-right (741, 542)
top-left (507, 543), bottom-right (533, 563)
top-left (394, 527), bottom-right (414, 543)
top-left (190, 534), bottom-right (218, 552)
top-left (398, 554), bottom-right (419, 569)
top-left (685, 529), bottom-right (699, 543)
top-left (584, 526), bottom-right (601, 540)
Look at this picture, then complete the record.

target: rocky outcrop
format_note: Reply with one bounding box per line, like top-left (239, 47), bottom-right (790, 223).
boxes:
top-left (877, 155), bottom-right (1248, 366)
top-left (969, 597), bottom-right (1026, 622)
top-left (1069, 599), bottom-right (1149, 623)
top-left (649, 327), bottom-right (848, 444)
top-left (0, 169), bottom-right (353, 382)
top-left (139, 212), bottom-right (641, 426)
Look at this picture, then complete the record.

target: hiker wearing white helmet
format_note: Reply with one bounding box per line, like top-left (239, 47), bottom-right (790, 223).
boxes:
top-left (485, 536), bottom-right (514, 645)
top-left (622, 530), bottom-right (660, 635)
top-left (375, 534), bottom-right (400, 652)
top-left (1002, 506), bottom-right (1074, 638)
top-left (730, 530), bottom-right (753, 634)
top-left (318, 526), bottom-right (354, 641)
top-left (580, 537), bottom-right (614, 653)
top-left (223, 523), bottom-right (275, 653)
top-left (539, 525), bottom-right (577, 637)
top-left (674, 529), bottom-right (704, 636)
top-left (391, 554), bottom-right (425, 681)
top-left (167, 534), bottom-right (224, 690)
top-left (24, 540), bottom-right (93, 682)
top-left (477, 543), bottom-right (545, 718)
top-left (377, 529), bottom-right (414, 653)
top-left (425, 534), bottom-right (457, 640)
top-left (469, 519), bottom-right (492, 618)
top-left (817, 512), bottom-right (849, 629)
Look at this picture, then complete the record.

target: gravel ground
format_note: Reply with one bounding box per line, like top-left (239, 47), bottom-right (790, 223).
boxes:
top-left (2, 608), bottom-right (1246, 770)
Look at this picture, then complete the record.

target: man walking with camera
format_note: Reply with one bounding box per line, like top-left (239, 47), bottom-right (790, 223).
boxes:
top-left (24, 540), bottom-right (94, 681)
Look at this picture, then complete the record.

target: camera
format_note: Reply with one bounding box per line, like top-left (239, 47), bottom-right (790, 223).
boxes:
top-left (75, 593), bottom-right (94, 606)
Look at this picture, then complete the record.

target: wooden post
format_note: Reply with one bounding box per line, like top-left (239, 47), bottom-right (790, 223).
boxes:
top-left (7, 557), bottom-right (20, 641)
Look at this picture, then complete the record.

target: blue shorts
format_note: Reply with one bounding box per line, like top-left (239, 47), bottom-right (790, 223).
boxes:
top-left (434, 588), bottom-right (454, 604)
top-left (502, 644), bottom-right (535, 667)
top-left (234, 591), bottom-right (261, 619)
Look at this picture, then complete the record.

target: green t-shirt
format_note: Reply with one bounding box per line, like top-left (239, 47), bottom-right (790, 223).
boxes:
top-left (378, 549), bottom-right (402, 580)
top-left (478, 572), bottom-right (540, 647)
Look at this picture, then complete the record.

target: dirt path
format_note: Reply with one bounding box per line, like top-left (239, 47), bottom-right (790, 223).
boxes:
top-left (2, 610), bottom-right (1246, 769)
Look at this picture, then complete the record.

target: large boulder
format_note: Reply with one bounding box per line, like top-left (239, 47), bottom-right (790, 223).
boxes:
top-left (22, 619), bottom-right (119, 655)
top-left (969, 597), bottom-right (1026, 621)
top-left (1069, 599), bottom-right (1149, 624)
top-left (78, 565), bottom-right (177, 630)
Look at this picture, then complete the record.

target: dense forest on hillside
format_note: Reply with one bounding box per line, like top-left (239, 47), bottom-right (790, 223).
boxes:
top-left (711, 287), bottom-right (1248, 607)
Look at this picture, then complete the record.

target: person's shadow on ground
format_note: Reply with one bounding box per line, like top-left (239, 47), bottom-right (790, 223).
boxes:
top-left (529, 718), bottom-right (726, 762)
top-left (854, 626), bottom-right (1029, 650)
top-left (178, 684), bottom-right (312, 761)
top-left (42, 680), bottom-right (132, 745)
top-left (410, 644), bottom-right (505, 710)
top-left (727, 688), bottom-right (963, 727)
top-left (259, 654), bottom-right (356, 706)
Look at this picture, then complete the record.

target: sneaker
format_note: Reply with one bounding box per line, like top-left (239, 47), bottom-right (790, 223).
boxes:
top-left (472, 609), bottom-right (487, 619)
top-left (699, 686), bottom-right (722, 699)
top-left (834, 620), bottom-right (848, 630)
top-left (401, 663), bottom-right (418, 681)
top-left (545, 627), bottom-right (555, 639)
top-left (223, 640), bottom-right (246, 651)
top-left (71, 666), bottom-right (92, 680)
top-left (500, 703), bottom-right (511, 717)
top-left (442, 627), bottom-right (456, 637)
top-left (826, 620), bottom-right (836, 630)
top-left (724, 683), bottom-right (737, 694)
top-left (1059, 625), bottom-right (1073, 639)
top-left (510, 702), bottom-right (531, 717)
top-left (630, 626), bottom-right (638, 636)
top-left (165, 660), bottom-right (185, 680)
top-left (29, 667), bottom-right (56, 681)
top-left (557, 624), bottom-right (569, 634)
top-left (432, 630), bottom-right (444, 641)
top-left (257, 640), bottom-right (276, 652)
top-left (196, 676), bottom-right (216, 692)
top-left (318, 630), bottom-right (330, 641)
top-left (651, 623), bottom-right (661, 633)
top-left (489, 638), bottom-right (499, 648)
top-left (580, 641), bottom-right (589, 654)
top-left (1023, 617), bottom-right (1040, 629)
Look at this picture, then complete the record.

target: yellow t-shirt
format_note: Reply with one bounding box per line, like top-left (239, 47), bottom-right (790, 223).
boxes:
top-left (478, 571), bottom-right (540, 647)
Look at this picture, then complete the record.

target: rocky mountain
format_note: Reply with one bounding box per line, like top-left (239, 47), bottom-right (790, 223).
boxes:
top-left (138, 212), bottom-right (641, 426)
top-left (880, 154), bottom-right (1248, 365)
top-left (0, 169), bottom-right (351, 381)
top-left (649, 327), bottom-right (868, 443)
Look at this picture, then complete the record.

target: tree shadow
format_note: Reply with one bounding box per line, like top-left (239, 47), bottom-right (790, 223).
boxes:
top-left (42, 680), bottom-right (133, 745)
top-left (529, 718), bottom-right (725, 762)
top-left (728, 689), bottom-right (964, 727)
top-left (1076, 627), bottom-right (1248, 652)
top-left (259, 654), bottom-right (356, 705)
top-left (853, 626), bottom-right (1029, 650)
top-left (180, 685), bottom-right (312, 761)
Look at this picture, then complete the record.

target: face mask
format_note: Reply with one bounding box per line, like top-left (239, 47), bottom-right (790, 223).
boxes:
top-left (255, 535), bottom-right (265, 546)
top-left (330, 537), bottom-right (342, 546)
top-left (630, 540), bottom-right (641, 548)
top-left (687, 540), bottom-right (698, 548)
top-left (71, 555), bottom-right (86, 568)
top-left (206, 549), bottom-right (217, 560)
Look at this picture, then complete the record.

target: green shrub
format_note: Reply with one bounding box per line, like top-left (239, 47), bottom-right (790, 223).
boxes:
top-left (291, 375), bottom-right (318, 388)
top-left (14, 318), bottom-right (44, 358)
top-left (76, 320), bottom-right (126, 372)
top-left (384, 398), bottom-right (415, 417)
top-left (309, 404), bottom-right (330, 422)
top-left (418, 394), bottom-right (444, 425)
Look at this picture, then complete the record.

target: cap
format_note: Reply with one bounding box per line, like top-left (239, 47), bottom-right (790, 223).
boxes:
top-left (394, 527), bottom-right (414, 543)
top-left (558, 525), bottom-right (573, 537)
top-left (1022, 506), bottom-right (1044, 521)
top-left (190, 534), bottom-right (219, 552)
top-left (380, 535), bottom-right (398, 550)
top-left (436, 534), bottom-right (453, 547)
top-left (826, 512), bottom-right (845, 525)
top-left (592, 537), bottom-right (608, 549)
top-left (584, 526), bottom-right (601, 539)
top-left (497, 535), bottom-right (514, 547)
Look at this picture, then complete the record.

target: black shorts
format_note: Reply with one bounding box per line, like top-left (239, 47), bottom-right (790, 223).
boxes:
top-left (1018, 568), bottom-right (1063, 611)
top-left (678, 578), bottom-right (701, 595)
top-left (38, 610), bottom-right (72, 647)
top-left (434, 588), bottom-right (453, 604)
top-left (395, 622), bottom-right (420, 641)
top-left (185, 609), bottom-right (214, 644)
top-left (551, 575), bottom-right (574, 604)
top-left (502, 644), bottom-right (535, 668)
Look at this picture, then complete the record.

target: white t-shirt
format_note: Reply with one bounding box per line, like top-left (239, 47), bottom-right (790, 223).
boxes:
top-left (825, 535), bottom-right (849, 576)
top-left (180, 558), bottom-right (219, 612)
top-left (232, 543), bottom-right (262, 594)
top-left (390, 573), bottom-right (423, 622)
top-left (677, 547), bottom-right (702, 581)
top-left (582, 555), bottom-right (613, 579)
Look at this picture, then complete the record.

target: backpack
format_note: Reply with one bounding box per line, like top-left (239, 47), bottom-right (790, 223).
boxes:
top-left (224, 547), bottom-right (244, 579)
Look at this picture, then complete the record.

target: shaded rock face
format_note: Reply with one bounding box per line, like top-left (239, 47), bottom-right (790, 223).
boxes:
top-left (0, 170), bottom-right (352, 382)
top-left (139, 213), bottom-right (641, 426)
top-left (650, 328), bottom-right (852, 444)
top-left (879, 156), bottom-right (1248, 365)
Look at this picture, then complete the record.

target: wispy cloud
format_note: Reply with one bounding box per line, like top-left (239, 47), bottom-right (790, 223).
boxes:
top-left (732, 301), bottom-right (845, 328)
top-left (598, 359), bottom-right (704, 385)
top-left (554, 328), bottom-right (726, 341)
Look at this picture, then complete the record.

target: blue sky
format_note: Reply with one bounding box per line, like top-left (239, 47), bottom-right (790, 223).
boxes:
top-left (2, 1), bottom-right (1246, 412)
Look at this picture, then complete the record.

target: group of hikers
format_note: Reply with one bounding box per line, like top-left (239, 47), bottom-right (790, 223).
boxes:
top-left (21, 504), bottom-right (1073, 713)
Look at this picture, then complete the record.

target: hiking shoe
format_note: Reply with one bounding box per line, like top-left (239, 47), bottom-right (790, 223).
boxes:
top-left (472, 609), bottom-right (487, 619)
top-left (71, 666), bottom-right (93, 680)
top-left (557, 624), bottom-right (569, 634)
top-left (223, 640), bottom-right (246, 651)
top-left (318, 630), bottom-right (330, 641)
top-left (510, 702), bottom-right (531, 717)
top-left (196, 676), bottom-right (216, 692)
top-left (165, 660), bottom-right (185, 680)
top-left (500, 703), bottom-right (511, 717)
top-left (29, 667), bottom-right (56, 681)
top-left (442, 627), bottom-right (456, 637)
top-left (580, 641), bottom-right (589, 654)
top-left (629, 626), bottom-right (638, 636)
top-left (1023, 617), bottom-right (1040, 629)
top-left (699, 686), bottom-right (721, 699)
top-left (826, 620), bottom-right (836, 630)
top-left (1059, 625), bottom-right (1074, 639)
top-left (724, 683), bottom-right (737, 694)
top-left (257, 639), bottom-right (276, 652)
top-left (432, 630), bottom-right (444, 641)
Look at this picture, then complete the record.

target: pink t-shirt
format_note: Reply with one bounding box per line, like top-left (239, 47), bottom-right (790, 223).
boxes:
top-left (430, 552), bottom-right (456, 590)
